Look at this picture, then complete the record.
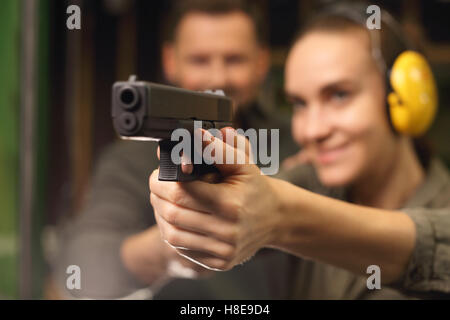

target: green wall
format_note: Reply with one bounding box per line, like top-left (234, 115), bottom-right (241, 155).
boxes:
top-left (0, 0), bottom-right (49, 299)
top-left (33, 0), bottom-right (49, 299)
top-left (0, 0), bottom-right (21, 299)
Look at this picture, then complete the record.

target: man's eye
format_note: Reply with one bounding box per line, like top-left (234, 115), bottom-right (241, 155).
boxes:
top-left (225, 55), bottom-right (247, 65)
top-left (188, 56), bottom-right (208, 65)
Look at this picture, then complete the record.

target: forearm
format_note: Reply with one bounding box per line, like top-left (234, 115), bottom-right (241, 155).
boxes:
top-left (120, 226), bottom-right (171, 286)
top-left (269, 178), bottom-right (416, 284)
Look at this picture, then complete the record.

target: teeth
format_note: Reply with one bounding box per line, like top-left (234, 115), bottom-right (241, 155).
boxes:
top-left (203, 89), bottom-right (225, 96)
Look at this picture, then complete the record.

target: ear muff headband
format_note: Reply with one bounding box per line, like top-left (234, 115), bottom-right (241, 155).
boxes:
top-left (319, 4), bottom-right (438, 137)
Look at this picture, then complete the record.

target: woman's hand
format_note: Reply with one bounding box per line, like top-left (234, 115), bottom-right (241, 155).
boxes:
top-left (149, 128), bottom-right (416, 283)
top-left (120, 225), bottom-right (214, 287)
top-left (149, 128), bottom-right (283, 271)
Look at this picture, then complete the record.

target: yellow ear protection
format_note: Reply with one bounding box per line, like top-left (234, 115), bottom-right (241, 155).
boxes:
top-left (388, 50), bottom-right (438, 136)
top-left (320, 4), bottom-right (438, 137)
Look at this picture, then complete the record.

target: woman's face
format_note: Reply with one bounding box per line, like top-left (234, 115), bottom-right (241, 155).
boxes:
top-left (285, 28), bottom-right (398, 187)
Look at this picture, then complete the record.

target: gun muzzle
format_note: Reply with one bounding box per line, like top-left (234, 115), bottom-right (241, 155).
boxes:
top-left (112, 75), bottom-right (234, 181)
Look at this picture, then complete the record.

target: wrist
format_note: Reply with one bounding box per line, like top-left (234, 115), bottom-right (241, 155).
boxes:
top-left (266, 177), bottom-right (303, 249)
top-left (120, 226), bottom-right (171, 284)
top-left (266, 177), bottom-right (318, 255)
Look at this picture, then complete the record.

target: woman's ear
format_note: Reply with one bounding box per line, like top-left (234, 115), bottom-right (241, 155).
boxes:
top-left (162, 43), bottom-right (177, 83)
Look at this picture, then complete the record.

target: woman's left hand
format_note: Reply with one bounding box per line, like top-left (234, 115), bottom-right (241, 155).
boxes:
top-left (149, 128), bottom-right (283, 271)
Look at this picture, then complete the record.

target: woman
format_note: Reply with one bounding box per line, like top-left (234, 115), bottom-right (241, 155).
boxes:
top-left (149, 4), bottom-right (450, 298)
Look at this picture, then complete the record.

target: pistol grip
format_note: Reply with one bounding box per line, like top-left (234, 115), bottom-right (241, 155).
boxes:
top-left (158, 140), bottom-right (219, 182)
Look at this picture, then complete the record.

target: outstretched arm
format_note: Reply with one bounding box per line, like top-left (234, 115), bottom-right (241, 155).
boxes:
top-left (149, 128), bottom-right (416, 284)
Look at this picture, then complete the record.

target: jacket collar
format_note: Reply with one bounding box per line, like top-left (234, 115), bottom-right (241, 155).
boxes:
top-left (404, 158), bottom-right (450, 208)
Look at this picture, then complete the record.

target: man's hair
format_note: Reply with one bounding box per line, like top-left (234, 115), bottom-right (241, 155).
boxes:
top-left (163, 0), bottom-right (269, 46)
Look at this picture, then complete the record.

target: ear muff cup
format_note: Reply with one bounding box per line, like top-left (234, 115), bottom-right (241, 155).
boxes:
top-left (388, 51), bottom-right (438, 137)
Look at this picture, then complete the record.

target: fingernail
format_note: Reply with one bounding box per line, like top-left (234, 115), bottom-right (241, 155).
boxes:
top-left (203, 129), bottom-right (214, 141)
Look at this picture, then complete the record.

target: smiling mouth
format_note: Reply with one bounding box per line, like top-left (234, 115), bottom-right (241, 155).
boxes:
top-left (316, 143), bottom-right (349, 165)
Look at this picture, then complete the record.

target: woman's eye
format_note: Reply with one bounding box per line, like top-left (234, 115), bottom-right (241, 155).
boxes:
top-left (332, 90), bottom-right (349, 101)
top-left (288, 98), bottom-right (306, 110)
top-left (292, 101), bottom-right (306, 110)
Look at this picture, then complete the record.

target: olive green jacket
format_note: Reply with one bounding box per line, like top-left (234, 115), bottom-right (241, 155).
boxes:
top-left (276, 158), bottom-right (450, 299)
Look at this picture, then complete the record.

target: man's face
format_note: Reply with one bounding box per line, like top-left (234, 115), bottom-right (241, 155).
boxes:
top-left (163, 11), bottom-right (269, 108)
top-left (285, 29), bottom-right (398, 187)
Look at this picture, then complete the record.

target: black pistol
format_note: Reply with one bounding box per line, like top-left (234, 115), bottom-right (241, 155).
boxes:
top-left (112, 75), bottom-right (234, 182)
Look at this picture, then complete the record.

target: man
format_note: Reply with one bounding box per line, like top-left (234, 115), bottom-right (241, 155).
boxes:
top-left (55, 0), bottom-right (297, 299)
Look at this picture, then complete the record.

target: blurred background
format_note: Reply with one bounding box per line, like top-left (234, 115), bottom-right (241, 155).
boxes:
top-left (0, 0), bottom-right (449, 299)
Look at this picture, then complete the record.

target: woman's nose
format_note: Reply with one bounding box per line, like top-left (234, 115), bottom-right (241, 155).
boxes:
top-left (302, 105), bottom-right (332, 143)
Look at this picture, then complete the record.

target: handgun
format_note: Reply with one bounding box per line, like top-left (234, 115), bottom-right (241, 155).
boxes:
top-left (112, 75), bottom-right (234, 182)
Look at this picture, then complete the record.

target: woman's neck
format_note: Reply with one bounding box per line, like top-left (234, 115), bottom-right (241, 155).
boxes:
top-left (350, 137), bottom-right (426, 210)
